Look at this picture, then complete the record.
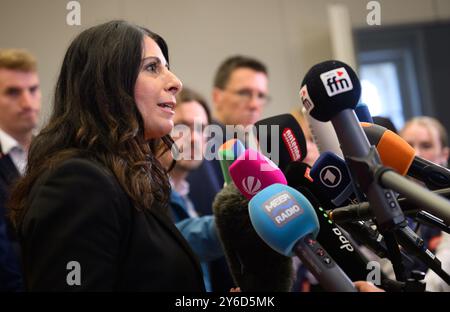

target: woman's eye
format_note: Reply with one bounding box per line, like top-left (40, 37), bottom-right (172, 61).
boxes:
top-left (145, 63), bottom-right (158, 73)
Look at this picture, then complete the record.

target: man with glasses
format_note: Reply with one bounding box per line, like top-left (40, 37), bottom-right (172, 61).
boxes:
top-left (212, 56), bottom-right (269, 127)
top-left (187, 55), bottom-right (269, 291)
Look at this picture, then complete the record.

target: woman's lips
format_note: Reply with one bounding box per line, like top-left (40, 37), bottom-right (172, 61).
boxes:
top-left (157, 102), bottom-right (175, 115)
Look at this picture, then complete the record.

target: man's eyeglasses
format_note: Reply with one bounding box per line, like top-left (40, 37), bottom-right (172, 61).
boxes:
top-left (226, 88), bottom-right (271, 105)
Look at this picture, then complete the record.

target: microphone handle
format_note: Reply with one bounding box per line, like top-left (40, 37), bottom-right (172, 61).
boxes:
top-left (330, 188), bottom-right (450, 223)
top-left (408, 157), bottom-right (450, 190)
top-left (331, 109), bottom-right (407, 280)
top-left (331, 109), bottom-right (405, 230)
top-left (380, 170), bottom-right (450, 225)
top-left (293, 234), bottom-right (357, 292)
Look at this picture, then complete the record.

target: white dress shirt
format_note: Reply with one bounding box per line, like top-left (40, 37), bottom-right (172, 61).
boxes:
top-left (0, 128), bottom-right (27, 175)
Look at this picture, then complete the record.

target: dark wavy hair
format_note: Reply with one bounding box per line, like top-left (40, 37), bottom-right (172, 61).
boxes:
top-left (9, 20), bottom-right (175, 227)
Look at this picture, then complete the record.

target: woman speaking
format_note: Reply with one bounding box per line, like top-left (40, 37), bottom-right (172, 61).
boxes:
top-left (9, 20), bottom-right (205, 291)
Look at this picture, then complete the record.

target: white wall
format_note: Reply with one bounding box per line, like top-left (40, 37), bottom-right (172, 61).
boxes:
top-left (1, 0), bottom-right (449, 127)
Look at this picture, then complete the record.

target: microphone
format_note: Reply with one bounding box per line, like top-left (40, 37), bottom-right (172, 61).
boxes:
top-left (310, 152), bottom-right (416, 263)
top-left (300, 60), bottom-right (411, 281)
top-left (229, 148), bottom-right (287, 200)
top-left (329, 188), bottom-right (450, 222)
top-left (248, 183), bottom-right (357, 292)
top-left (300, 60), bottom-right (405, 231)
top-left (284, 161), bottom-right (372, 281)
top-left (217, 139), bottom-right (245, 185)
top-left (361, 122), bottom-right (450, 190)
top-left (330, 201), bottom-right (450, 234)
top-left (253, 113), bottom-right (307, 172)
top-left (212, 183), bottom-right (294, 291)
top-left (355, 102), bottom-right (374, 123)
top-left (301, 106), bottom-right (344, 158)
top-left (300, 60), bottom-right (450, 282)
top-left (310, 151), bottom-right (358, 207)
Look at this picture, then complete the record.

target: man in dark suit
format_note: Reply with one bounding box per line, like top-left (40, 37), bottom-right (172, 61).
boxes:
top-left (0, 49), bottom-right (41, 291)
top-left (187, 55), bottom-right (269, 291)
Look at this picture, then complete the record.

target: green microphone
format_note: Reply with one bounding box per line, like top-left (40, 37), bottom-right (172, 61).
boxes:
top-left (217, 138), bottom-right (245, 185)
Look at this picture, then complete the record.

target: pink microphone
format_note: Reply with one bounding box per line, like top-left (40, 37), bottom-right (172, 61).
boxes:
top-left (229, 148), bottom-right (287, 200)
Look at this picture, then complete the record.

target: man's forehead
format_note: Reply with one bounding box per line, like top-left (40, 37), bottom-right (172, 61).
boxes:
top-left (0, 69), bottom-right (39, 87)
top-left (226, 68), bottom-right (267, 87)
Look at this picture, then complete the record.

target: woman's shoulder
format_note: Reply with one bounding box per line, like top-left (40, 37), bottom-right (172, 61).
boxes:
top-left (41, 157), bottom-right (115, 185)
top-left (30, 157), bottom-right (128, 207)
top-left (53, 157), bottom-right (113, 179)
top-left (23, 156), bottom-right (133, 232)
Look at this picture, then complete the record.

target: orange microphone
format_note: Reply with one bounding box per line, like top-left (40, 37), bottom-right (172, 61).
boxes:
top-left (361, 122), bottom-right (450, 190)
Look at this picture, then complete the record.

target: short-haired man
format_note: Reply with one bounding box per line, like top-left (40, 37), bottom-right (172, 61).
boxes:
top-left (187, 55), bottom-right (269, 291)
top-left (0, 49), bottom-right (41, 291)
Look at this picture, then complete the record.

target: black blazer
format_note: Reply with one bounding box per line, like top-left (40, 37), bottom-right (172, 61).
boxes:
top-left (19, 158), bottom-right (205, 291)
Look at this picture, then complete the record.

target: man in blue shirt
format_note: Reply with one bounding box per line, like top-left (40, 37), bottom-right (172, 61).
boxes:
top-left (160, 87), bottom-right (224, 291)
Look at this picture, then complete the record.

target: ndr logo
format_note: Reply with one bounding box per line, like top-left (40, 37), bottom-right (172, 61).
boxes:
top-left (320, 67), bottom-right (353, 97)
top-left (241, 176), bottom-right (262, 195)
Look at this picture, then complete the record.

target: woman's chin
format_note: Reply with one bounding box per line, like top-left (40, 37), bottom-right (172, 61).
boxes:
top-left (144, 121), bottom-right (174, 140)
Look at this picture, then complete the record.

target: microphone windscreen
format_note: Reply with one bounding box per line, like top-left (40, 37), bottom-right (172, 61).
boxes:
top-left (218, 139), bottom-right (245, 185)
top-left (310, 152), bottom-right (353, 204)
top-left (300, 60), bottom-right (361, 122)
top-left (254, 113), bottom-right (307, 172)
top-left (229, 149), bottom-right (287, 200)
top-left (284, 161), bottom-right (373, 281)
top-left (212, 183), bottom-right (294, 291)
top-left (284, 161), bottom-right (317, 190)
top-left (361, 122), bottom-right (415, 176)
top-left (248, 183), bottom-right (320, 256)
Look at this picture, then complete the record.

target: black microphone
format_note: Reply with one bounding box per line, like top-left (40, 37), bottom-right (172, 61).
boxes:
top-left (284, 161), bottom-right (372, 281)
top-left (300, 60), bottom-right (406, 231)
top-left (299, 60), bottom-right (412, 281)
top-left (361, 122), bottom-right (450, 190)
top-left (300, 68), bottom-right (450, 283)
top-left (309, 152), bottom-right (415, 264)
top-left (212, 183), bottom-right (294, 291)
top-left (253, 113), bottom-right (307, 172)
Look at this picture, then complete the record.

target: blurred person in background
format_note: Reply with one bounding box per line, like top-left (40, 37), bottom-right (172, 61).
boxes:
top-left (291, 108), bottom-right (320, 167)
top-left (187, 55), bottom-right (269, 291)
top-left (0, 49), bottom-right (41, 291)
top-left (400, 116), bottom-right (450, 291)
top-left (160, 87), bottom-right (223, 292)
